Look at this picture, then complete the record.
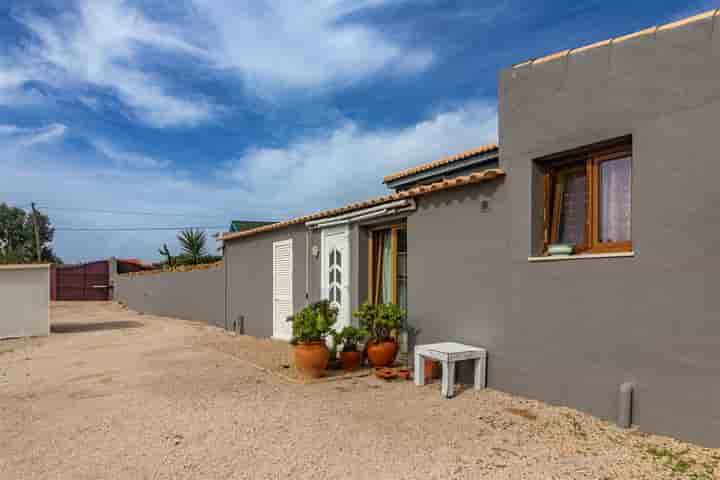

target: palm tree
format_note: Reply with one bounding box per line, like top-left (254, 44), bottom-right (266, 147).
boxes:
top-left (177, 228), bottom-right (207, 265)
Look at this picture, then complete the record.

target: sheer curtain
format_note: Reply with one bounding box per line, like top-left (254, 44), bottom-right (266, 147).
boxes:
top-left (381, 233), bottom-right (393, 303)
top-left (558, 171), bottom-right (587, 246)
top-left (600, 157), bottom-right (631, 242)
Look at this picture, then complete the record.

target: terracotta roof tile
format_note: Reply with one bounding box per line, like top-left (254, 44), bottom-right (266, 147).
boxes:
top-left (382, 143), bottom-right (499, 183)
top-left (220, 168), bottom-right (506, 241)
top-left (512, 8), bottom-right (720, 68)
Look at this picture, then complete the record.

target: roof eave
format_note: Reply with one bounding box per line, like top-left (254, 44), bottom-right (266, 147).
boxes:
top-left (219, 168), bottom-right (506, 242)
top-left (384, 151), bottom-right (499, 190)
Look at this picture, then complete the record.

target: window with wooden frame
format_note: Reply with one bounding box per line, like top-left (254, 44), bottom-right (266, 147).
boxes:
top-left (367, 224), bottom-right (407, 312)
top-left (543, 141), bottom-right (632, 254)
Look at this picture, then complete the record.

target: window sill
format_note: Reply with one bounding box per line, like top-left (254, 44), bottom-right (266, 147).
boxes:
top-left (528, 251), bottom-right (635, 262)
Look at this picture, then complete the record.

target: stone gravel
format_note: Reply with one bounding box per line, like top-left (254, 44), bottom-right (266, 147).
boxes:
top-left (1, 302), bottom-right (717, 479)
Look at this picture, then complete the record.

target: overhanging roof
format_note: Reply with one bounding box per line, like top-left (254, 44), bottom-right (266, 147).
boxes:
top-left (383, 144), bottom-right (499, 184)
top-left (219, 168), bottom-right (505, 241)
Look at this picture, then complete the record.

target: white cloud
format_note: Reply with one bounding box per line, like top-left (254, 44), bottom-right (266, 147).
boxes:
top-left (3, 0), bottom-right (433, 120)
top-left (0, 123), bottom-right (67, 147)
top-left (191, 0), bottom-right (434, 92)
top-left (0, 101), bottom-right (497, 263)
top-left (226, 101), bottom-right (498, 213)
top-left (12, 0), bottom-right (215, 127)
top-left (92, 139), bottom-right (170, 169)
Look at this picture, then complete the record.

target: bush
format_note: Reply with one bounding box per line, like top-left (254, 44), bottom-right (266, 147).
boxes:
top-left (331, 326), bottom-right (368, 352)
top-left (287, 300), bottom-right (338, 344)
top-left (353, 302), bottom-right (405, 344)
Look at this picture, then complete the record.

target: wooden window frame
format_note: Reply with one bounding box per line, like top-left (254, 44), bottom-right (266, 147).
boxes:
top-left (367, 224), bottom-right (406, 305)
top-left (543, 143), bottom-right (632, 255)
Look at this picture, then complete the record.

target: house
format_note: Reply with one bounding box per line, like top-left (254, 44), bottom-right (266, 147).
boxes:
top-left (220, 9), bottom-right (720, 446)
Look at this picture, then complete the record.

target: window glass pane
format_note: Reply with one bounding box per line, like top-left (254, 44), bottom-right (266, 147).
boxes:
top-left (398, 278), bottom-right (407, 314)
top-left (600, 157), bottom-right (631, 243)
top-left (329, 287), bottom-right (335, 302)
top-left (558, 171), bottom-right (587, 246)
top-left (336, 250), bottom-right (341, 267)
top-left (397, 253), bottom-right (407, 278)
top-left (397, 229), bottom-right (407, 253)
top-left (336, 268), bottom-right (341, 285)
top-left (329, 269), bottom-right (334, 284)
top-left (329, 250), bottom-right (334, 266)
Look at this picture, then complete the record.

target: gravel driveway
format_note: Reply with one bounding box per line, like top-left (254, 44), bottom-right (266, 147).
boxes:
top-left (1, 302), bottom-right (718, 479)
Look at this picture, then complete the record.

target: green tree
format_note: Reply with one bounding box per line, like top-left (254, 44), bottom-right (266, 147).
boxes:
top-left (0, 203), bottom-right (61, 264)
top-left (177, 228), bottom-right (208, 265)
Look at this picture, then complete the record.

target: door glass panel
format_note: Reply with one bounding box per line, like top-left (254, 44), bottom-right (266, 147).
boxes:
top-left (336, 268), bottom-right (341, 285)
top-left (336, 286), bottom-right (341, 304)
top-left (336, 250), bottom-right (341, 267)
top-left (599, 156), bottom-right (631, 243)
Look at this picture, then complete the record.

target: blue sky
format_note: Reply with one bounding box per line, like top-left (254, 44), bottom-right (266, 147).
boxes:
top-left (0, 0), bottom-right (715, 263)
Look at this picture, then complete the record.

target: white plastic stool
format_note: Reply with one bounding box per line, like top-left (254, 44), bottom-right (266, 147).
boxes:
top-left (414, 342), bottom-right (487, 398)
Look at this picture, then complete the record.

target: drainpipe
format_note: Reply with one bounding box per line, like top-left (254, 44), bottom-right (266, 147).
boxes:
top-left (305, 229), bottom-right (311, 304)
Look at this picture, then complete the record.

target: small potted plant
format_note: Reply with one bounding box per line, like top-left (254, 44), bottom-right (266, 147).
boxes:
top-left (287, 300), bottom-right (337, 378)
top-left (331, 326), bottom-right (368, 371)
top-left (354, 302), bottom-right (405, 367)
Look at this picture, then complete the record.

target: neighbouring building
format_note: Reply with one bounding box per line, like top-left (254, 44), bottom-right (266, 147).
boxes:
top-left (220, 10), bottom-right (720, 446)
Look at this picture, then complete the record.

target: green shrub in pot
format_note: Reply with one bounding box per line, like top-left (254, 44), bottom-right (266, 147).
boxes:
top-left (287, 300), bottom-right (338, 378)
top-left (354, 302), bottom-right (405, 367)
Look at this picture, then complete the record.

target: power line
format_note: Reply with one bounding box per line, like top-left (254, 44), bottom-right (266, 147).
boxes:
top-left (54, 225), bottom-right (227, 232)
top-left (38, 206), bottom-right (237, 219)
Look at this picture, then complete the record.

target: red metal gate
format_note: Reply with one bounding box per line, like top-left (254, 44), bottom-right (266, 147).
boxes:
top-left (52, 260), bottom-right (111, 301)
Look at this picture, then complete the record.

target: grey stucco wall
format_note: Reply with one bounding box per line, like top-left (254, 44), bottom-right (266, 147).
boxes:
top-left (405, 16), bottom-right (720, 446)
top-left (224, 222), bottom-right (370, 337)
top-left (114, 265), bottom-right (226, 328)
top-left (224, 225), bottom-right (319, 338)
top-left (498, 16), bottom-right (720, 446)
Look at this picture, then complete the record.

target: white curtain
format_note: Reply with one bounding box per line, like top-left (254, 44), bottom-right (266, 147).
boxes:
top-left (600, 157), bottom-right (631, 242)
top-left (381, 233), bottom-right (392, 303)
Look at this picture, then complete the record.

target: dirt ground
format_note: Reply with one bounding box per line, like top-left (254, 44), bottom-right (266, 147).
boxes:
top-left (1, 302), bottom-right (718, 480)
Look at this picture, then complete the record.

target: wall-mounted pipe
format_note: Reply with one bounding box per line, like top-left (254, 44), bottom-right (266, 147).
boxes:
top-left (618, 382), bottom-right (635, 429)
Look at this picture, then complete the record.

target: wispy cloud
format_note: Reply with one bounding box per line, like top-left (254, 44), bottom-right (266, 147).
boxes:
top-left (11, 0), bottom-right (215, 127)
top-left (92, 140), bottom-right (171, 169)
top-left (3, 0), bottom-right (434, 123)
top-left (191, 0), bottom-right (434, 92)
top-left (224, 100), bottom-right (498, 214)
top-left (0, 123), bottom-right (68, 147)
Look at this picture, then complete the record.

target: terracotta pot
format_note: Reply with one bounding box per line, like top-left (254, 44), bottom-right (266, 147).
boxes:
top-left (340, 350), bottom-right (363, 371)
top-left (424, 358), bottom-right (441, 382)
top-left (294, 342), bottom-right (330, 378)
top-left (366, 340), bottom-right (398, 367)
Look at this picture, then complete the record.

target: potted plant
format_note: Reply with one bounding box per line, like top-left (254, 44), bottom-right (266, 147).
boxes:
top-left (331, 326), bottom-right (368, 371)
top-left (287, 300), bottom-right (338, 378)
top-left (354, 302), bottom-right (405, 367)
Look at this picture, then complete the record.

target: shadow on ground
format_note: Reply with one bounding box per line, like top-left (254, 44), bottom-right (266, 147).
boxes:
top-left (51, 321), bottom-right (144, 334)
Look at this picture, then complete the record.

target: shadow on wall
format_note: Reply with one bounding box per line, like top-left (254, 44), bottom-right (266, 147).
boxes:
top-left (51, 321), bottom-right (144, 334)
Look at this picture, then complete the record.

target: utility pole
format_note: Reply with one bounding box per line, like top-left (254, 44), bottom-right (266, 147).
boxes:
top-left (31, 202), bottom-right (42, 262)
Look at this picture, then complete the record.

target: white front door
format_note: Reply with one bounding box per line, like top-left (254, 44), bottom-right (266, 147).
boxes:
top-left (272, 239), bottom-right (293, 341)
top-left (322, 226), bottom-right (351, 332)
